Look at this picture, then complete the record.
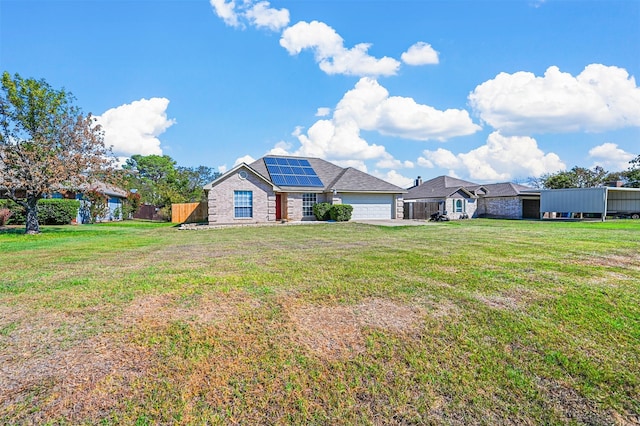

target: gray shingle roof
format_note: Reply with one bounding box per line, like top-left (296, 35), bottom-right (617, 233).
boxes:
top-left (405, 175), bottom-right (533, 200)
top-left (249, 155), bottom-right (406, 193)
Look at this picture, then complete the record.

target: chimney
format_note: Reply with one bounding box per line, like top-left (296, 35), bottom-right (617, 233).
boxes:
top-left (606, 181), bottom-right (624, 188)
top-left (414, 176), bottom-right (422, 187)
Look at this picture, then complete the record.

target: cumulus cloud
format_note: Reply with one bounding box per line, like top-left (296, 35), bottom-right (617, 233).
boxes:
top-left (401, 42), bottom-right (439, 66)
top-left (419, 132), bottom-right (565, 181)
top-left (234, 154), bottom-right (256, 166)
top-left (245, 1), bottom-right (289, 31)
top-left (96, 98), bottom-right (175, 157)
top-left (271, 77), bottom-right (477, 170)
top-left (469, 64), bottom-right (640, 134)
top-left (375, 158), bottom-right (414, 169)
top-left (373, 170), bottom-right (415, 188)
top-left (588, 142), bottom-right (636, 171)
top-left (209, 0), bottom-right (240, 27)
top-left (338, 77), bottom-right (480, 141)
top-left (315, 107), bottom-right (331, 117)
top-left (280, 21), bottom-right (400, 77)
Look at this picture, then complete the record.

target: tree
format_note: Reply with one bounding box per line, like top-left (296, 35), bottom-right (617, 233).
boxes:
top-left (0, 72), bottom-right (114, 234)
top-left (624, 155), bottom-right (640, 188)
top-left (121, 155), bottom-right (220, 218)
top-left (540, 166), bottom-right (610, 189)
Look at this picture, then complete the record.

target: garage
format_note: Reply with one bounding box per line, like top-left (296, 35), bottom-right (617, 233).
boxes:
top-left (341, 193), bottom-right (394, 220)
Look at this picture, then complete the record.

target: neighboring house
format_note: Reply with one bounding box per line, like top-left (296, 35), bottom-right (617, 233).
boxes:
top-left (404, 176), bottom-right (540, 220)
top-left (51, 181), bottom-right (127, 223)
top-left (203, 155), bottom-right (406, 224)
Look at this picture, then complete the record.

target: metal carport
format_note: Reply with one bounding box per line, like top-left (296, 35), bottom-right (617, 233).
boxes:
top-left (540, 187), bottom-right (640, 221)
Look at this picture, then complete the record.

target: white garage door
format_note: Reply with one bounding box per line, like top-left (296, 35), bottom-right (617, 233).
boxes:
top-left (341, 193), bottom-right (394, 220)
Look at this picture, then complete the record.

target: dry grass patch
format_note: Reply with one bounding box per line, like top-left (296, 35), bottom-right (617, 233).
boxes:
top-left (288, 298), bottom-right (425, 359)
top-left (0, 307), bottom-right (151, 423)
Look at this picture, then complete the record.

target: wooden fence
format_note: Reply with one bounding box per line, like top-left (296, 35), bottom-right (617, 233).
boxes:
top-left (171, 202), bottom-right (208, 224)
top-left (404, 201), bottom-right (440, 220)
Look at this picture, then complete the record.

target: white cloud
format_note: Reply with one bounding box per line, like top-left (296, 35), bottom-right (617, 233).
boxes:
top-left (401, 42), bottom-right (439, 66)
top-left (218, 164), bottom-right (228, 174)
top-left (315, 107), bottom-right (331, 117)
top-left (280, 21), bottom-right (400, 77)
top-left (209, 0), bottom-right (240, 27)
top-left (469, 64), bottom-right (640, 134)
top-left (375, 158), bottom-right (414, 169)
top-left (273, 77), bottom-right (477, 169)
top-left (338, 77), bottom-right (481, 141)
top-left (245, 1), bottom-right (289, 32)
top-left (266, 141), bottom-right (291, 156)
top-left (96, 98), bottom-right (175, 157)
top-left (373, 170), bottom-right (415, 188)
top-left (421, 132), bottom-right (565, 181)
top-left (588, 142), bottom-right (635, 171)
top-left (331, 159), bottom-right (368, 172)
top-left (234, 154), bottom-right (256, 166)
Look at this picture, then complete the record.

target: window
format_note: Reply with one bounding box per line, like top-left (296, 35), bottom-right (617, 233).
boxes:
top-left (234, 191), bottom-right (253, 218)
top-left (455, 199), bottom-right (464, 213)
top-left (303, 193), bottom-right (317, 216)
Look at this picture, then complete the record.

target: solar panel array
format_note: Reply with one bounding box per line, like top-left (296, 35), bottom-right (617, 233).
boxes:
top-left (264, 157), bottom-right (324, 187)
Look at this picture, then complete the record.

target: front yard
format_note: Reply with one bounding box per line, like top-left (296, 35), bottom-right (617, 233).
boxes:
top-left (1, 220), bottom-right (638, 424)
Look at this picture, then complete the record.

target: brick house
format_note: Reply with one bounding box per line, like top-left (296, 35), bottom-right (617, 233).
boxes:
top-left (203, 155), bottom-right (406, 224)
top-left (404, 176), bottom-right (540, 220)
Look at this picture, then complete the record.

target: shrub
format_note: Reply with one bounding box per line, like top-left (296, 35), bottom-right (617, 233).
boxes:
top-left (0, 199), bottom-right (26, 225)
top-left (37, 199), bottom-right (81, 225)
top-left (329, 204), bottom-right (353, 222)
top-left (0, 208), bottom-right (12, 226)
top-left (312, 202), bottom-right (332, 221)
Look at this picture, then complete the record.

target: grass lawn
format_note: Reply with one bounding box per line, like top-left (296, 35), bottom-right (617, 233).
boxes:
top-left (1, 219), bottom-right (639, 424)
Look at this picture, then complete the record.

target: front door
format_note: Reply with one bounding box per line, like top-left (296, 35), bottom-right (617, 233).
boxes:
top-left (275, 194), bottom-right (282, 220)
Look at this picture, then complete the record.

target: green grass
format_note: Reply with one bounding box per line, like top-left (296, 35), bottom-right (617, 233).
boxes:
top-left (0, 219), bottom-right (639, 424)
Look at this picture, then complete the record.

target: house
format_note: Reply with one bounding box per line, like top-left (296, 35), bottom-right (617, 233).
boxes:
top-left (1, 180), bottom-right (127, 224)
top-left (51, 181), bottom-right (128, 223)
top-left (203, 155), bottom-right (406, 224)
top-left (404, 176), bottom-right (540, 220)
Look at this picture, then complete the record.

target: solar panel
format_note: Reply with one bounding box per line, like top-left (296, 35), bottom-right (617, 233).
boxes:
top-left (264, 157), bottom-right (324, 187)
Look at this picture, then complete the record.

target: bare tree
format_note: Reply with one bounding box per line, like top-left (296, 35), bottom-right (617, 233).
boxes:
top-left (0, 72), bottom-right (114, 234)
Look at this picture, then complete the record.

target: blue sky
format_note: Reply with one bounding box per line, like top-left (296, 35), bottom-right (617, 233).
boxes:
top-left (2, 0), bottom-right (639, 187)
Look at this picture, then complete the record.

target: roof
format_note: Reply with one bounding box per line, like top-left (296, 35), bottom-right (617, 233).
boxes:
top-left (405, 175), bottom-right (534, 200)
top-left (206, 155), bottom-right (406, 194)
top-left (481, 182), bottom-right (535, 197)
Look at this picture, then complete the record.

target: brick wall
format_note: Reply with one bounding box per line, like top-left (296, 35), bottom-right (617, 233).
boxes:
top-left (478, 197), bottom-right (522, 219)
top-left (207, 168), bottom-right (276, 224)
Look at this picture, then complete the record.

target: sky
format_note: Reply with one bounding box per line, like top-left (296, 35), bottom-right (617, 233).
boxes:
top-left (1, 0), bottom-right (639, 188)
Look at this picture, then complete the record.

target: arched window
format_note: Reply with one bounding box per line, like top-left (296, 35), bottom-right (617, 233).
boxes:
top-left (455, 199), bottom-right (464, 213)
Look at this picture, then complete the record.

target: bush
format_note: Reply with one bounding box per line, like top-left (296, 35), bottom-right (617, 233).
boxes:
top-left (329, 204), bottom-right (353, 222)
top-left (312, 202), bottom-right (332, 221)
top-left (0, 208), bottom-right (12, 226)
top-left (37, 199), bottom-right (81, 225)
top-left (0, 199), bottom-right (25, 225)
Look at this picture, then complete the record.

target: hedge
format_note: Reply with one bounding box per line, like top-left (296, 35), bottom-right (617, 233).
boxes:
top-left (312, 202), bottom-right (332, 221)
top-left (329, 204), bottom-right (353, 222)
top-left (0, 199), bottom-right (80, 225)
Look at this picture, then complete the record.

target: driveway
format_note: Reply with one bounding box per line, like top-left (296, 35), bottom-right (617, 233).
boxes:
top-left (352, 219), bottom-right (433, 227)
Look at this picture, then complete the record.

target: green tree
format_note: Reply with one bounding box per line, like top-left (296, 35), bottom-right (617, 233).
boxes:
top-left (624, 155), bottom-right (640, 188)
top-left (540, 166), bottom-right (610, 189)
top-left (0, 72), bottom-right (113, 234)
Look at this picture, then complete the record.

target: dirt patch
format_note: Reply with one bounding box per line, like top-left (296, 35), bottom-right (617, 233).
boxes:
top-left (578, 253), bottom-right (640, 271)
top-left (0, 304), bottom-right (151, 423)
top-left (475, 287), bottom-right (543, 311)
top-left (121, 291), bottom-right (254, 327)
top-left (288, 298), bottom-right (424, 359)
top-left (536, 377), bottom-right (618, 425)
